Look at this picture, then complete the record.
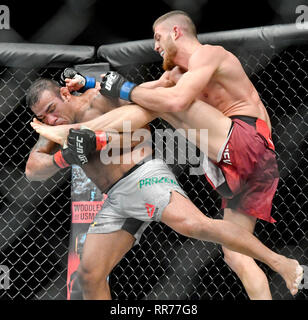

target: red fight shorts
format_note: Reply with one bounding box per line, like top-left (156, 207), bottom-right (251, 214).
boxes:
top-left (203, 116), bottom-right (279, 223)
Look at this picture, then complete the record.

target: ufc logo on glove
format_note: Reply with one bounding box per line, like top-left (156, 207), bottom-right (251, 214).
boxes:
top-left (105, 73), bottom-right (118, 91)
top-left (76, 136), bottom-right (84, 154)
top-left (100, 72), bottom-right (137, 101)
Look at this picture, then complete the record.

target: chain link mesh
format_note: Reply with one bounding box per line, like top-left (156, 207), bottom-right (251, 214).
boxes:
top-left (0, 44), bottom-right (307, 299)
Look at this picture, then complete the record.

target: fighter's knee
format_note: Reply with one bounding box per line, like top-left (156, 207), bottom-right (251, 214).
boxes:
top-left (180, 219), bottom-right (198, 238)
top-left (77, 262), bottom-right (108, 290)
top-left (183, 216), bottom-right (213, 239)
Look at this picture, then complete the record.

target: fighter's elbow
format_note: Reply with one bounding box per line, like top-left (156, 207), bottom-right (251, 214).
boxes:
top-left (25, 164), bottom-right (46, 182)
top-left (25, 168), bottom-right (35, 181)
top-left (168, 96), bottom-right (191, 112)
top-left (25, 167), bottom-right (39, 181)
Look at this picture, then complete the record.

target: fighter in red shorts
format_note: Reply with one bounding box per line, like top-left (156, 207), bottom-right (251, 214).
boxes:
top-left (206, 115), bottom-right (278, 224)
top-left (95, 11), bottom-right (302, 299)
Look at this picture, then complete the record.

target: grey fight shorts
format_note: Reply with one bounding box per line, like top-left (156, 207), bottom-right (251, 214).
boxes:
top-left (87, 158), bottom-right (188, 245)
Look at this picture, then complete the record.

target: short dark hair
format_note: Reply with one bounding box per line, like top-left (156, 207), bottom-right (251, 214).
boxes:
top-left (153, 10), bottom-right (197, 37)
top-left (26, 78), bottom-right (61, 109)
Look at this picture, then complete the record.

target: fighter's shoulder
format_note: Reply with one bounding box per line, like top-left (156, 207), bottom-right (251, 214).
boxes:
top-left (191, 44), bottom-right (227, 65)
top-left (201, 44), bottom-right (226, 53)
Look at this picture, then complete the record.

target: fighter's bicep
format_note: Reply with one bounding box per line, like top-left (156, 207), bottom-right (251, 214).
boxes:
top-left (173, 66), bottom-right (215, 99)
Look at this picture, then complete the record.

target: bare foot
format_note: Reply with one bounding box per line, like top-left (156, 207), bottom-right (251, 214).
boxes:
top-left (275, 256), bottom-right (303, 296)
top-left (30, 118), bottom-right (76, 146)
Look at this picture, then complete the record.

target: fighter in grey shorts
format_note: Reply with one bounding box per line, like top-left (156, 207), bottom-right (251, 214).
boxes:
top-left (88, 158), bottom-right (188, 245)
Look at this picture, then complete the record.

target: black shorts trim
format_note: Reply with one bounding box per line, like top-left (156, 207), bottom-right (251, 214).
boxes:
top-left (230, 115), bottom-right (257, 128)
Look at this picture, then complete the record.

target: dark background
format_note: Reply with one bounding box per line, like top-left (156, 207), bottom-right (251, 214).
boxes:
top-left (1, 0), bottom-right (307, 45)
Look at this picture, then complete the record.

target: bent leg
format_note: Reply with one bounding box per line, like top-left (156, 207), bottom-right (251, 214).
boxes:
top-left (222, 208), bottom-right (272, 300)
top-left (161, 191), bottom-right (303, 295)
top-left (162, 99), bottom-right (232, 161)
top-left (78, 230), bottom-right (135, 300)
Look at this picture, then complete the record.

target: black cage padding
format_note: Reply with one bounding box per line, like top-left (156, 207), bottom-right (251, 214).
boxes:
top-left (0, 43), bottom-right (95, 68)
top-left (97, 24), bottom-right (308, 67)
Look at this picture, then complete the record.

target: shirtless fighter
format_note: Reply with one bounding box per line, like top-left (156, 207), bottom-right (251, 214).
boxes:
top-left (90, 11), bottom-right (303, 299)
top-left (29, 74), bottom-right (302, 298)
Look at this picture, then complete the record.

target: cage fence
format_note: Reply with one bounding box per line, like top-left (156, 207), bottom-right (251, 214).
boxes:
top-left (0, 27), bottom-right (307, 300)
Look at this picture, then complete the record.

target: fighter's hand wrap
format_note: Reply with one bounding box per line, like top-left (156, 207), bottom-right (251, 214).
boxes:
top-left (100, 71), bottom-right (137, 101)
top-left (59, 68), bottom-right (96, 92)
top-left (53, 147), bottom-right (84, 168)
top-left (94, 131), bottom-right (109, 151)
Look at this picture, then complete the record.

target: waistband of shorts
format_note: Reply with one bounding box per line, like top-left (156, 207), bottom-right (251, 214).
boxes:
top-left (103, 155), bottom-right (154, 194)
top-left (230, 115), bottom-right (275, 151)
top-left (230, 115), bottom-right (258, 126)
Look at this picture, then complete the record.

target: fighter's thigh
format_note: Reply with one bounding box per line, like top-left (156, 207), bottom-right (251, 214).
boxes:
top-left (80, 230), bottom-right (135, 276)
top-left (161, 190), bottom-right (212, 238)
top-left (183, 100), bottom-right (232, 159)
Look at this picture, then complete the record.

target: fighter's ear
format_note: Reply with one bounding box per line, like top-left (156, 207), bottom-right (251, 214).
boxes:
top-left (60, 86), bottom-right (71, 102)
top-left (172, 25), bottom-right (183, 40)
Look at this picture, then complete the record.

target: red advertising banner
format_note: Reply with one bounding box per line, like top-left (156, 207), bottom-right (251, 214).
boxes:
top-left (66, 165), bottom-right (106, 300)
top-left (71, 201), bottom-right (104, 223)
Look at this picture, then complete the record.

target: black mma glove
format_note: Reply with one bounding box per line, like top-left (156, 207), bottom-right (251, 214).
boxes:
top-left (53, 128), bottom-right (109, 168)
top-left (53, 146), bottom-right (87, 168)
top-left (67, 128), bottom-right (109, 161)
top-left (100, 71), bottom-right (137, 101)
top-left (59, 68), bottom-right (96, 92)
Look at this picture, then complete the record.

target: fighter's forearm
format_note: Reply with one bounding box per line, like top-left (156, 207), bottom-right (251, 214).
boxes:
top-left (130, 85), bottom-right (180, 112)
top-left (130, 66), bottom-right (213, 113)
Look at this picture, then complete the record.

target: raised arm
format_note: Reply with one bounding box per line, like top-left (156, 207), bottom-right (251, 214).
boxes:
top-left (98, 45), bottom-right (226, 113)
top-left (25, 135), bottom-right (61, 181)
top-left (130, 46), bottom-right (226, 112)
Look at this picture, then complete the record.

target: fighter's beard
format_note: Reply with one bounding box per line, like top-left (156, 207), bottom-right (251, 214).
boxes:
top-left (162, 45), bottom-right (177, 71)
